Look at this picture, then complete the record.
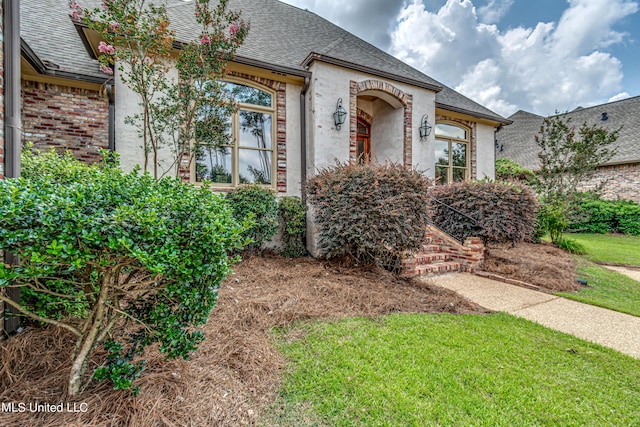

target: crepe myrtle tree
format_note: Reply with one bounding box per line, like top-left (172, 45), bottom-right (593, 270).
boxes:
top-left (0, 150), bottom-right (248, 396)
top-left (72, 0), bottom-right (248, 178)
top-left (535, 113), bottom-right (618, 245)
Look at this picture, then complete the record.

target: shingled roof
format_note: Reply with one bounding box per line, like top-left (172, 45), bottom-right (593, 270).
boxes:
top-left (20, 0), bottom-right (106, 84)
top-left (497, 96), bottom-right (640, 169)
top-left (22, 0), bottom-right (508, 124)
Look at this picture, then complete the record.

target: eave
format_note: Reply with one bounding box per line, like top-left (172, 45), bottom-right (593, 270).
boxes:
top-left (302, 52), bottom-right (443, 93)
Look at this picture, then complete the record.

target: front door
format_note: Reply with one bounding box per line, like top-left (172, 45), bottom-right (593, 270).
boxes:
top-left (356, 119), bottom-right (371, 164)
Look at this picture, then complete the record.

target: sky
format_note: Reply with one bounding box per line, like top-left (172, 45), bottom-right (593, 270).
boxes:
top-left (279, 0), bottom-right (640, 118)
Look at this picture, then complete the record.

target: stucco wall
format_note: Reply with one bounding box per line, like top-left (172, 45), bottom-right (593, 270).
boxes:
top-left (306, 61), bottom-right (437, 175)
top-left (22, 81), bottom-right (109, 162)
top-left (371, 99), bottom-right (403, 164)
top-left (475, 122), bottom-right (496, 180)
top-left (115, 66), bottom-right (178, 177)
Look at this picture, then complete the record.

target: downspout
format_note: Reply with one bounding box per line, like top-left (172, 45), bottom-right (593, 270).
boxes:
top-left (300, 76), bottom-right (310, 203)
top-left (107, 83), bottom-right (115, 154)
top-left (3, 0), bottom-right (21, 335)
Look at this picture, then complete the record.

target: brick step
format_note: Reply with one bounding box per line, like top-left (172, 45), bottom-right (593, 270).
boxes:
top-left (415, 252), bottom-right (451, 264)
top-left (421, 244), bottom-right (441, 252)
top-left (415, 261), bottom-right (461, 277)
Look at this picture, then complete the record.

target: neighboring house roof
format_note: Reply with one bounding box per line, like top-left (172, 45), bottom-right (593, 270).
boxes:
top-left (497, 95), bottom-right (640, 169)
top-left (20, 0), bottom-right (107, 84)
top-left (22, 0), bottom-right (507, 124)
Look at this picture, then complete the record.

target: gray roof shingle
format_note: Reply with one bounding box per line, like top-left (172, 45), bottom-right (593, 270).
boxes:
top-left (497, 96), bottom-right (640, 169)
top-left (21, 0), bottom-right (106, 82)
top-left (23, 0), bottom-right (507, 123)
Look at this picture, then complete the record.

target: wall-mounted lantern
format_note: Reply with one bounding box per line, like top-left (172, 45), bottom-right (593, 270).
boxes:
top-left (333, 98), bottom-right (347, 130)
top-left (419, 114), bottom-right (432, 141)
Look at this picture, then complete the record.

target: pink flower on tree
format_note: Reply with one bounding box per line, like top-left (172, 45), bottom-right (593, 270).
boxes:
top-left (100, 64), bottom-right (114, 75)
top-left (109, 21), bottom-right (121, 32)
top-left (68, 0), bottom-right (83, 21)
top-left (229, 22), bottom-right (239, 36)
top-left (98, 41), bottom-right (116, 55)
top-left (200, 34), bottom-right (211, 45)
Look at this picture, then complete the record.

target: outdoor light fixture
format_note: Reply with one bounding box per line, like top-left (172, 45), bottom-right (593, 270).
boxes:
top-left (333, 98), bottom-right (347, 130)
top-left (419, 114), bottom-right (432, 141)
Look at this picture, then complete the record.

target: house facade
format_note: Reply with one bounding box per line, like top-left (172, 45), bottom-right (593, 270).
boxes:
top-left (497, 97), bottom-right (640, 203)
top-left (16, 0), bottom-right (509, 256)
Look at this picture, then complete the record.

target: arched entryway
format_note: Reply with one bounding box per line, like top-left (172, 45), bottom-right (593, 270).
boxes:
top-left (349, 80), bottom-right (413, 166)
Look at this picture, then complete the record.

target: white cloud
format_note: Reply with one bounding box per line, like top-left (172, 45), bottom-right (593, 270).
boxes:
top-left (389, 0), bottom-right (638, 116)
top-left (477, 0), bottom-right (514, 24)
top-left (608, 92), bottom-right (631, 102)
top-left (280, 0), bottom-right (404, 48)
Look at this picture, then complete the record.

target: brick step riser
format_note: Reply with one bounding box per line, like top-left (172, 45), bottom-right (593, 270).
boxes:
top-left (415, 252), bottom-right (451, 264)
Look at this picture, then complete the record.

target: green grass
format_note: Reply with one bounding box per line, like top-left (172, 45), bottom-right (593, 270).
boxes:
top-left (268, 313), bottom-right (640, 427)
top-left (559, 261), bottom-right (640, 317)
top-left (565, 233), bottom-right (640, 266)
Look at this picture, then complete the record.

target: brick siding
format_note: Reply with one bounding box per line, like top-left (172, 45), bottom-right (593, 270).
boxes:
top-left (350, 79), bottom-right (413, 167)
top-left (578, 162), bottom-right (640, 203)
top-left (22, 80), bottom-right (109, 163)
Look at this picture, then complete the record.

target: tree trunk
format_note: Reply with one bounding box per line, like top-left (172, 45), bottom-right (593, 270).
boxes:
top-left (68, 271), bottom-right (111, 396)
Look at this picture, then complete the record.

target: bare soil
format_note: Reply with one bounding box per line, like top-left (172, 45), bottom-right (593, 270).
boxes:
top-left (0, 255), bottom-right (486, 427)
top-left (481, 242), bottom-right (582, 292)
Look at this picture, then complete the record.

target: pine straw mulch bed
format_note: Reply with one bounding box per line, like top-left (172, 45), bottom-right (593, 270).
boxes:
top-left (0, 255), bottom-right (486, 427)
top-left (481, 242), bottom-right (582, 292)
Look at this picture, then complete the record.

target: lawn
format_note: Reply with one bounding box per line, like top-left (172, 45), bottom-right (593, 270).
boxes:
top-left (560, 261), bottom-right (640, 317)
top-left (270, 313), bottom-right (640, 427)
top-left (566, 233), bottom-right (640, 266)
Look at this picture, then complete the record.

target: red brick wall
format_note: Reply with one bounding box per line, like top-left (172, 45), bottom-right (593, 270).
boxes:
top-left (22, 80), bottom-right (109, 163)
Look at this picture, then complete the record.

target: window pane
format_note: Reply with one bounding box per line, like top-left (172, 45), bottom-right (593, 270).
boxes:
top-left (435, 123), bottom-right (467, 140)
top-left (435, 139), bottom-right (450, 166)
top-left (452, 167), bottom-right (466, 182)
top-left (239, 149), bottom-right (272, 184)
top-left (239, 111), bottom-right (272, 149)
top-left (225, 82), bottom-right (272, 107)
top-left (435, 166), bottom-right (448, 184)
top-left (196, 146), bottom-right (232, 184)
top-left (357, 122), bottom-right (369, 135)
top-left (452, 142), bottom-right (467, 167)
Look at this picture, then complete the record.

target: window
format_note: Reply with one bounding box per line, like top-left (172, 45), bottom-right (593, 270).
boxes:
top-left (195, 81), bottom-right (275, 186)
top-left (434, 123), bottom-right (469, 184)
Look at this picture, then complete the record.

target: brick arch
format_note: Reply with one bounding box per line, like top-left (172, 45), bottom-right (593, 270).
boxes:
top-left (350, 80), bottom-right (413, 166)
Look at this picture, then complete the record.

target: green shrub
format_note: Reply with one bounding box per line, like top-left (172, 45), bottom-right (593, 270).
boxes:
top-left (570, 198), bottom-right (616, 233)
top-left (495, 158), bottom-right (539, 187)
top-left (429, 181), bottom-right (539, 245)
top-left (568, 196), bottom-right (640, 236)
top-left (0, 149), bottom-right (245, 395)
top-left (306, 162), bottom-right (432, 271)
top-left (557, 237), bottom-right (587, 254)
top-left (226, 185), bottom-right (279, 252)
top-left (616, 201), bottom-right (640, 235)
top-left (278, 196), bottom-right (307, 258)
top-left (534, 202), bottom-right (568, 243)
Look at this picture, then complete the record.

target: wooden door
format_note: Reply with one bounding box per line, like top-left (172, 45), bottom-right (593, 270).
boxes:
top-left (356, 119), bottom-right (371, 164)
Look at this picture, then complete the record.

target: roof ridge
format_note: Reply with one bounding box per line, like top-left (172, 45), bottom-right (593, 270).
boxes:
top-left (551, 95), bottom-right (640, 117)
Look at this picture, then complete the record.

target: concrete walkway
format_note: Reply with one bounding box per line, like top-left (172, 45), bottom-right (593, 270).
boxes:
top-left (428, 273), bottom-right (640, 359)
top-left (603, 265), bottom-right (640, 282)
